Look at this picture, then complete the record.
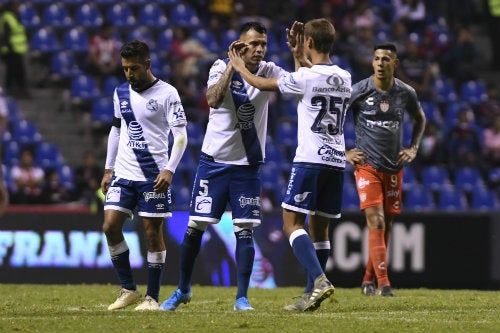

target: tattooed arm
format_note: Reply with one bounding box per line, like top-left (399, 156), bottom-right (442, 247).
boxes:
top-left (206, 62), bottom-right (234, 109)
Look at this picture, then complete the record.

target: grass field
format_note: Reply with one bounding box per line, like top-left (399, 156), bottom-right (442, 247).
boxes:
top-left (0, 284), bottom-right (498, 333)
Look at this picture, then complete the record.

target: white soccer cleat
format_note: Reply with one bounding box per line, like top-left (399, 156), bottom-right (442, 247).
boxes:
top-left (107, 288), bottom-right (142, 310)
top-left (134, 295), bottom-right (159, 311)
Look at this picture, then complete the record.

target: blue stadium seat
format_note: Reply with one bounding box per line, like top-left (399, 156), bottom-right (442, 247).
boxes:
top-left (70, 74), bottom-right (101, 103)
top-left (405, 184), bottom-right (435, 211)
top-left (438, 185), bottom-right (468, 211)
top-left (102, 76), bottom-right (121, 96)
top-left (172, 185), bottom-right (192, 209)
top-left (186, 121), bottom-right (204, 147)
top-left (74, 3), bottom-right (104, 28)
top-left (91, 98), bottom-right (114, 125)
top-left (50, 51), bottom-right (82, 80)
top-left (138, 3), bottom-right (168, 28)
top-left (191, 28), bottom-right (219, 53)
top-left (35, 142), bottom-right (64, 169)
top-left (460, 80), bottom-right (487, 105)
top-left (420, 165), bottom-right (451, 192)
top-left (30, 27), bottom-right (60, 54)
top-left (41, 3), bottom-right (73, 28)
top-left (127, 27), bottom-right (156, 51)
top-left (402, 166), bottom-right (418, 191)
top-left (420, 101), bottom-right (443, 125)
top-left (6, 98), bottom-right (22, 124)
top-left (471, 187), bottom-right (500, 211)
top-left (169, 3), bottom-right (200, 28)
top-left (275, 121), bottom-right (297, 148)
top-left (2, 140), bottom-right (21, 166)
top-left (264, 141), bottom-right (287, 167)
top-left (342, 182), bottom-right (360, 211)
top-left (432, 75), bottom-right (457, 104)
top-left (62, 27), bottom-right (89, 54)
top-left (158, 28), bottom-right (174, 51)
top-left (19, 2), bottom-right (41, 30)
top-left (57, 164), bottom-right (75, 191)
top-left (106, 3), bottom-right (136, 28)
top-left (11, 120), bottom-right (42, 145)
top-left (454, 167), bottom-right (484, 193)
top-left (220, 29), bottom-right (239, 50)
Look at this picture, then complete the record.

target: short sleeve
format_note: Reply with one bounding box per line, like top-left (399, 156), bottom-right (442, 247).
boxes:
top-left (207, 59), bottom-right (227, 88)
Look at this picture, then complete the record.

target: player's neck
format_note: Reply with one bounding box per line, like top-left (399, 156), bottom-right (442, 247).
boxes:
top-left (310, 52), bottom-right (331, 65)
top-left (373, 76), bottom-right (394, 92)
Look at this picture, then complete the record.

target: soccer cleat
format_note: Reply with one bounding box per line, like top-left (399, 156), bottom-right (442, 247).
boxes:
top-left (107, 288), bottom-right (142, 310)
top-left (158, 289), bottom-right (192, 311)
top-left (380, 285), bottom-right (395, 297)
top-left (134, 295), bottom-right (159, 310)
top-left (361, 282), bottom-right (376, 296)
top-left (303, 273), bottom-right (335, 311)
top-left (234, 297), bottom-right (254, 311)
top-left (283, 292), bottom-right (311, 311)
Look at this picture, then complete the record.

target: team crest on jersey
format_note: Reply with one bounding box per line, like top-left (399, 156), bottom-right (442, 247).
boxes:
top-left (380, 101), bottom-right (390, 112)
top-left (146, 99), bottom-right (159, 112)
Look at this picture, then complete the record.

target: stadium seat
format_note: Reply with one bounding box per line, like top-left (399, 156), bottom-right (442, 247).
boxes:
top-left (2, 140), bottom-right (21, 166)
top-left (220, 29), bottom-right (239, 50)
top-left (264, 141), bottom-right (287, 167)
top-left (402, 166), bottom-right (418, 191)
top-left (19, 2), bottom-right (41, 30)
top-left (432, 75), bottom-right (457, 104)
top-left (420, 165), bottom-right (451, 192)
top-left (62, 27), bottom-right (89, 54)
top-left (186, 121), bottom-right (205, 147)
top-left (138, 3), bottom-right (168, 29)
top-left (6, 98), bottom-right (22, 124)
top-left (191, 28), bottom-right (219, 54)
top-left (471, 187), bottom-right (500, 211)
top-left (275, 121), bottom-right (297, 148)
top-left (50, 51), bottom-right (82, 81)
top-left (460, 80), bottom-right (487, 105)
top-left (106, 3), bottom-right (136, 28)
top-left (158, 28), bottom-right (174, 51)
top-left (420, 101), bottom-right (443, 125)
top-left (91, 98), bottom-right (114, 125)
top-left (169, 3), bottom-right (200, 28)
top-left (57, 164), bottom-right (75, 191)
top-left (74, 3), bottom-right (104, 28)
top-left (342, 182), bottom-right (360, 211)
top-left (438, 185), bottom-right (468, 211)
top-left (127, 27), bottom-right (156, 51)
top-left (405, 184), bottom-right (435, 211)
top-left (172, 185), bottom-right (192, 209)
top-left (30, 27), bottom-right (60, 54)
top-left (454, 167), bottom-right (484, 193)
top-left (70, 74), bottom-right (101, 102)
top-left (11, 120), bottom-right (42, 145)
top-left (41, 3), bottom-right (73, 28)
top-left (35, 142), bottom-right (64, 169)
top-left (102, 76), bottom-right (121, 96)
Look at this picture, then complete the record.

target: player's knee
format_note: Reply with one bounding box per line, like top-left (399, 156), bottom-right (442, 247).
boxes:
top-left (187, 219), bottom-right (209, 231)
top-left (234, 223), bottom-right (254, 233)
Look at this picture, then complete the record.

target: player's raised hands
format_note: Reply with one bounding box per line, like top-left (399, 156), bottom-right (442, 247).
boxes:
top-left (286, 21), bottom-right (304, 48)
top-left (228, 47), bottom-right (246, 72)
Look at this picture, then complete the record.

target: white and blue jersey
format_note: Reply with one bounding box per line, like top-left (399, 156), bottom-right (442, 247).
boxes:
top-left (277, 64), bottom-right (352, 217)
top-left (189, 58), bottom-right (284, 225)
top-left (105, 80), bottom-right (187, 218)
top-left (112, 80), bottom-right (187, 181)
top-left (202, 58), bottom-right (285, 165)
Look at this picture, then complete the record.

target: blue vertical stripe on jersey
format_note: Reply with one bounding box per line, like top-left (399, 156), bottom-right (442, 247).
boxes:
top-left (116, 83), bottom-right (160, 179)
top-left (224, 58), bottom-right (263, 164)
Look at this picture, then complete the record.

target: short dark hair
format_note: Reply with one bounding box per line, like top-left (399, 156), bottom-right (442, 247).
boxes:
top-left (374, 43), bottom-right (397, 54)
top-left (240, 21), bottom-right (267, 35)
top-left (120, 40), bottom-right (150, 62)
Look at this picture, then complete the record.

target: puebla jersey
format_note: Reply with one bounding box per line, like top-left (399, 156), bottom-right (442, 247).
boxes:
top-left (112, 80), bottom-right (187, 181)
top-left (349, 76), bottom-right (421, 173)
top-left (277, 64), bottom-right (352, 168)
top-left (202, 59), bottom-right (285, 165)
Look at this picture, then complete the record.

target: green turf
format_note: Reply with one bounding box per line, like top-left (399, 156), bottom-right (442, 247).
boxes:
top-left (0, 284), bottom-right (498, 333)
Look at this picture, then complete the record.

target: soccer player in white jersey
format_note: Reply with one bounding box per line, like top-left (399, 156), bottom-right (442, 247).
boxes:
top-left (159, 21), bottom-right (293, 312)
top-left (100, 40), bottom-right (188, 311)
top-left (229, 18), bottom-right (351, 311)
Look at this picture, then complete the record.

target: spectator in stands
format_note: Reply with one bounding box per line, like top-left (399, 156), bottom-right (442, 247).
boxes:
top-left (445, 108), bottom-right (481, 169)
top-left (483, 114), bottom-right (500, 168)
top-left (40, 168), bottom-right (72, 204)
top-left (396, 38), bottom-right (435, 102)
top-left (87, 21), bottom-right (122, 84)
top-left (0, 0), bottom-right (29, 98)
top-left (347, 19), bottom-right (376, 82)
top-left (73, 150), bottom-right (102, 205)
top-left (477, 81), bottom-right (500, 127)
top-left (413, 120), bottom-right (445, 173)
top-left (392, 0), bottom-right (426, 33)
top-left (9, 148), bottom-right (45, 204)
top-left (447, 26), bottom-right (478, 84)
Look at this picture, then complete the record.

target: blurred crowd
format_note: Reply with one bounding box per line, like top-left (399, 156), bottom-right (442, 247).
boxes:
top-left (1, 0), bottom-right (500, 210)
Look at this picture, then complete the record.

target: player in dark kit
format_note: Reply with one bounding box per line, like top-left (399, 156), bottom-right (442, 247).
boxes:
top-left (346, 43), bottom-right (426, 296)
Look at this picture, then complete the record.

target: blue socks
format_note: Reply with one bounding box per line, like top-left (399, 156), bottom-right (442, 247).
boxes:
top-left (305, 242), bottom-right (330, 293)
top-left (289, 230), bottom-right (323, 286)
top-left (109, 241), bottom-right (136, 291)
top-left (146, 251), bottom-right (166, 301)
top-left (235, 229), bottom-right (255, 299)
top-left (179, 227), bottom-right (204, 293)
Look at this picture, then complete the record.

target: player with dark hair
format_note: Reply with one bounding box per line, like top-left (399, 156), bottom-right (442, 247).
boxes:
top-left (346, 42), bottom-right (426, 297)
top-left (228, 18), bottom-right (351, 311)
top-left (159, 21), bottom-right (295, 312)
top-left (101, 40), bottom-right (188, 310)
